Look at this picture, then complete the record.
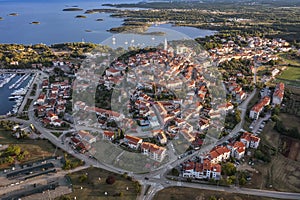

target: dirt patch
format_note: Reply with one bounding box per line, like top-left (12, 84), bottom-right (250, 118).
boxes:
top-left (270, 155), bottom-right (300, 192)
top-left (262, 122), bottom-right (279, 149)
top-left (279, 113), bottom-right (300, 132)
top-left (153, 187), bottom-right (277, 200)
top-left (280, 136), bottom-right (300, 161)
top-left (246, 121), bottom-right (300, 192)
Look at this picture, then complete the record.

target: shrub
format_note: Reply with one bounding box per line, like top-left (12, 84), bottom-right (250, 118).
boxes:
top-left (106, 175), bottom-right (116, 185)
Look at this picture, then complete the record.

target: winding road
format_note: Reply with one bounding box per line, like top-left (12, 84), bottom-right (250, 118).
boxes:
top-left (2, 71), bottom-right (300, 200)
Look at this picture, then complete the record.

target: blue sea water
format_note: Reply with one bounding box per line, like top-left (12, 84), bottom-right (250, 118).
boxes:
top-left (0, 1), bottom-right (217, 114)
top-left (0, 0), bottom-right (216, 45)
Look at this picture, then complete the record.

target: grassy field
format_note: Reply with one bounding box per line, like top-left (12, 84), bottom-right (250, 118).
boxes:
top-left (0, 128), bottom-right (80, 169)
top-left (279, 113), bottom-right (300, 132)
top-left (153, 187), bottom-right (278, 200)
top-left (249, 116), bottom-right (300, 192)
top-left (60, 167), bottom-right (139, 200)
top-left (277, 66), bottom-right (300, 86)
top-left (51, 131), bottom-right (63, 138)
top-left (276, 53), bottom-right (300, 86)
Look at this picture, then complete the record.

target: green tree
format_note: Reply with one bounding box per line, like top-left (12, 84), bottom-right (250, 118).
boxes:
top-left (209, 196), bottom-right (217, 200)
top-left (6, 145), bottom-right (21, 156)
top-left (79, 174), bottom-right (88, 183)
top-left (5, 156), bottom-right (14, 164)
top-left (222, 162), bottom-right (236, 176)
top-left (239, 177), bottom-right (247, 185)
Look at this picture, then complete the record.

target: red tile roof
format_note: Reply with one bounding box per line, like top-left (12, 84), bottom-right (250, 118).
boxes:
top-left (103, 131), bottom-right (114, 138)
top-left (125, 135), bottom-right (142, 145)
top-left (251, 96), bottom-right (270, 113)
top-left (141, 142), bottom-right (166, 155)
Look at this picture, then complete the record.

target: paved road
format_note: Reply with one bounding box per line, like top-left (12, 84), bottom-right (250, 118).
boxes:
top-left (3, 73), bottom-right (300, 200)
top-left (217, 88), bottom-right (257, 145)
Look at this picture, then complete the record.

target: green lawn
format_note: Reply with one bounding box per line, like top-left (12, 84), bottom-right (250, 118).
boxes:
top-left (51, 131), bottom-right (63, 138)
top-left (277, 66), bottom-right (300, 82)
top-left (59, 167), bottom-right (140, 200)
top-left (276, 52), bottom-right (300, 86)
top-left (0, 128), bottom-right (80, 168)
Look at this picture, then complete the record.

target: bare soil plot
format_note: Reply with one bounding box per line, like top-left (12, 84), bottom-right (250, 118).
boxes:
top-left (153, 187), bottom-right (278, 200)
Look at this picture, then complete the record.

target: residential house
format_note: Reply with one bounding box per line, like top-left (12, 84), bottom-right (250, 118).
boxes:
top-left (240, 132), bottom-right (260, 149)
top-left (209, 146), bottom-right (231, 164)
top-left (103, 131), bottom-right (115, 141)
top-left (272, 82), bottom-right (284, 105)
top-left (152, 130), bottom-right (167, 145)
top-left (249, 96), bottom-right (270, 120)
top-left (124, 135), bottom-right (142, 150)
top-left (182, 159), bottom-right (221, 180)
top-left (78, 130), bottom-right (96, 144)
top-left (141, 142), bottom-right (166, 162)
top-left (228, 141), bottom-right (246, 160)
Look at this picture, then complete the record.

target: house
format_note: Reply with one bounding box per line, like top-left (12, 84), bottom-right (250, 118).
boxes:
top-left (152, 130), bottom-right (167, 145)
top-left (141, 142), bottom-right (166, 162)
top-left (236, 91), bottom-right (246, 102)
top-left (217, 102), bottom-right (234, 114)
top-left (50, 119), bottom-right (63, 127)
top-left (228, 141), bottom-right (246, 160)
top-left (209, 146), bottom-right (231, 164)
top-left (182, 159), bottom-right (221, 180)
top-left (198, 117), bottom-right (210, 130)
top-left (106, 68), bottom-right (121, 77)
top-left (240, 132), bottom-right (260, 149)
top-left (124, 135), bottom-right (142, 150)
top-left (78, 130), bottom-right (96, 144)
top-left (56, 105), bottom-right (66, 114)
top-left (37, 93), bottom-right (46, 105)
top-left (42, 79), bottom-right (49, 89)
top-left (47, 111), bottom-right (58, 121)
top-left (103, 131), bottom-right (115, 141)
top-left (272, 82), bottom-right (284, 105)
top-left (211, 163), bottom-right (222, 180)
top-left (249, 96), bottom-right (270, 120)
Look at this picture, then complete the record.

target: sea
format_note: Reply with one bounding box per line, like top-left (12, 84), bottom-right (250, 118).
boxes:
top-left (0, 0), bottom-right (216, 115)
top-left (0, 0), bottom-right (216, 45)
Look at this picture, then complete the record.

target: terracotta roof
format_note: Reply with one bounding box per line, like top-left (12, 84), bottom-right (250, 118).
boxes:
top-left (183, 161), bottom-right (195, 171)
top-left (141, 142), bottom-right (166, 155)
top-left (251, 96), bottom-right (270, 113)
top-left (106, 67), bottom-right (120, 73)
top-left (103, 131), bottom-right (115, 138)
top-left (211, 164), bottom-right (221, 173)
top-left (240, 132), bottom-right (252, 142)
top-left (125, 135), bottom-right (142, 145)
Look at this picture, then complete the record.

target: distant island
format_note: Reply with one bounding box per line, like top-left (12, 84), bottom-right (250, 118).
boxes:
top-left (8, 13), bottom-right (18, 16)
top-left (30, 21), bottom-right (40, 25)
top-left (0, 17), bottom-right (3, 21)
top-left (96, 18), bottom-right (104, 21)
top-left (141, 31), bottom-right (166, 36)
top-left (63, 8), bottom-right (83, 11)
top-left (85, 30), bottom-right (92, 32)
top-left (84, 9), bottom-right (118, 14)
top-left (75, 15), bottom-right (87, 19)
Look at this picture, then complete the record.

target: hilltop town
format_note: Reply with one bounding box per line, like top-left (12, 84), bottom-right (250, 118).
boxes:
top-left (0, 32), bottom-right (299, 200)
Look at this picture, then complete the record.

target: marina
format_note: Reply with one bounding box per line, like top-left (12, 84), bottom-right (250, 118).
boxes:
top-left (0, 73), bottom-right (35, 116)
top-left (9, 73), bottom-right (31, 89)
top-left (0, 73), bottom-right (16, 88)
